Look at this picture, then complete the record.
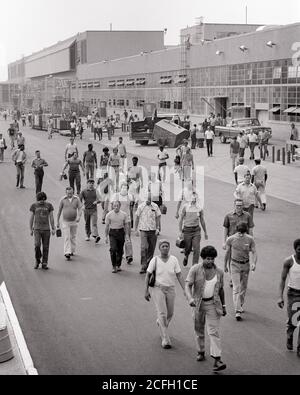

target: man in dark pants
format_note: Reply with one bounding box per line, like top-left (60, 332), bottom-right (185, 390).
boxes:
top-left (105, 201), bottom-right (129, 273)
top-left (135, 194), bottom-right (161, 274)
top-left (31, 150), bottom-right (48, 194)
top-left (29, 192), bottom-right (55, 270)
top-left (80, 179), bottom-right (101, 243)
top-left (278, 239), bottom-right (300, 357)
top-left (12, 144), bottom-right (26, 188)
top-left (62, 152), bottom-right (85, 195)
top-left (83, 144), bottom-right (97, 180)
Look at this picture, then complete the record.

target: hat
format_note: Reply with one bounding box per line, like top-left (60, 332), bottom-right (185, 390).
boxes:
top-left (87, 179), bottom-right (95, 183)
top-left (103, 147), bottom-right (109, 152)
top-left (159, 239), bottom-right (170, 248)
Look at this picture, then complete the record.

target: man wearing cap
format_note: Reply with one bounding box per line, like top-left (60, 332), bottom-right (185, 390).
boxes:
top-left (135, 193), bottom-right (161, 274)
top-left (234, 157), bottom-right (250, 185)
top-left (80, 179), bottom-right (101, 243)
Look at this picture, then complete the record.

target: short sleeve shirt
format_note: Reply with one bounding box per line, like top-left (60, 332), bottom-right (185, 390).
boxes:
top-left (226, 233), bottom-right (255, 262)
top-left (235, 183), bottom-right (258, 207)
top-left (30, 202), bottom-right (54, 231)
top-left (223, 211), bottom-right (254, 236)
top-left (157, 149), bottom-right (168, 164)
top-left (105, 210), bottom-right (128, 229)
top-left (136, 202), bottom-right (161, 231)
top-left (234, 165), bottom-right (250, 183)
top-left (252, 165), bottom-right (267, 183)
top-left (205, 130), bottom-right (215, 140)
top-left (147, 256), bottom-right (181, 287)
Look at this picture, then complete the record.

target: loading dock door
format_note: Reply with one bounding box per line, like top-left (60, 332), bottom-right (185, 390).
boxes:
top-left (214, 97), bottom-right (228, 118)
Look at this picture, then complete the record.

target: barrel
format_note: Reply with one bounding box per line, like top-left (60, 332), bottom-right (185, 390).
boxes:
top-left (0, 304), bottom-right (14, 363)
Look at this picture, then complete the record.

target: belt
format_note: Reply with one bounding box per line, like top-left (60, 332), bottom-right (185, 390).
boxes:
top-left (232, 258), bottom-right (249, 264)
top-left (288, 287), bottom-right (300, 293)
top-left (202, 296), bottom-right (214, 302)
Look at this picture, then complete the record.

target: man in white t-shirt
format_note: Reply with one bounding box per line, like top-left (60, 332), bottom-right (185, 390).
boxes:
top-left (157, 146), bottom-right (169, 182)
top-left (65, 138), bottom-right (78, 161)
top-left (248, 131), bottom-right (258, 160)
top-left (205, 126), bottom-right (215, 157)
top-left (234, 158), bottom-right (250, 185)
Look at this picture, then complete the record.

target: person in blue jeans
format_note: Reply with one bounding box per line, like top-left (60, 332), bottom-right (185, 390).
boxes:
top-left (29, 192), bottom-right (56, 270)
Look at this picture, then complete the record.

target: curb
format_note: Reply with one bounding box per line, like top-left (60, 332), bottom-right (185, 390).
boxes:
top-left (0, 282), bottom-right (38, 375)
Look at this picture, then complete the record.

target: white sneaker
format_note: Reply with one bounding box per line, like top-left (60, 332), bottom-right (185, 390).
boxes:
top-left (85, 236), bottom-right (90, 241)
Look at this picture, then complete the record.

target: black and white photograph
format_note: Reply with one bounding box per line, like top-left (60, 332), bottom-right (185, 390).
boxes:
top-left (0, 0), bottom-right (299, 380)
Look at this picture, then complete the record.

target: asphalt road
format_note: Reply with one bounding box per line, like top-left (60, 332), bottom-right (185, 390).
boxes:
top-left (0, 120), bottom-right (299, 375)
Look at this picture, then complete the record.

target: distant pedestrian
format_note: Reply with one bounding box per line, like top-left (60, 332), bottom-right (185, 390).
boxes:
top-left (105, 201), bottom-right (129, 273)
top-left (62, 152), bottom-right (85, 195)
top-left (65, 137), bottom-right (78, 161)
top-left (77, 118), bottom-right (84, 140)
top-left (248, 131), bottom-right (258, 160)
top-left (0, 133), bottom-right (7, 162)
top-left (12, 144), bottom-right (26, 188)
top-left (230, 136), bottom-right (240, 171)
top-left (70, 120), bottom-right (76, 138)
top-left (179, 191), bottom-right (208, 266)
top-left (190, 124), bottom-right (197, 149)
top-left (181, 147), bottom-right (194, 181)
top-left (157, 146), bottom-right (169, 182)
top-left (93, 119), bottom-right (102, 141)
top-left (47, 118), bottom-right (54, 139)
top-left (21, 113), bottom-right (26, 127)
top-left (135, 193), bottom-right (161, 274)
top-left (98, 147), bottom-right (110, 183)
top-left (205, 126), bottom-right (215, 157)
top-left (57, 187), bottom-right (82, 260)
top-left (17, 132), bottom-right (25, 148)
top-left (80, 179), bottom-right (101, 243)
top-left (117, 137), bottom-right (127, 172)
top-left (185, 246), bottom-right (227, 371)
top-left (83, 144), bottom-right (97, 180)
top-left (251, 159), bottom-right (268, 211)
top-left (145, 240), bottom-right (185, 349)
top-left (29, 192), bottom-right (55, 270)
top-left (278, 239), bottom-right (300, 357)
top-left (31, 150), bottom-right (48, 194)
top-left (108, 147), bottom-right (121, 192)
top-left (224, 222), bottom-right (257, 321)
top-left (259, 130), bottom-right (271, 159)
top-left (290, 123), bottom-right (299, 141)
top-left (237, 132), bottom-right (248, 158)
top-left (7, 124), bottom-right (16, 149)
top-left (234, 157), bottom-right (250, 185)
top-left (234, 172), bottom-right (262, 220)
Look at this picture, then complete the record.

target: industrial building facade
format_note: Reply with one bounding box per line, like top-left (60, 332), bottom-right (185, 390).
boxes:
top-left (3, 22), bottom-right (300, 139)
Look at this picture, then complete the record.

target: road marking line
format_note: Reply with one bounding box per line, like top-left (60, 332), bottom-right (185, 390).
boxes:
top-left (0, 281), bottom-right (38, 375)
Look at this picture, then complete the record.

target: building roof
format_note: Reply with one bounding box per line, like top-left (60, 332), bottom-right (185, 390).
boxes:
top-left (26, 36), bottom-right (76, 63)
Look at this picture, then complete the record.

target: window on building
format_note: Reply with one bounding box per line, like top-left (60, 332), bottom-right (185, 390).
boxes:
top-left (159, 101), bottom-right (171, 109)
top-left (116, 80), bottom-right (125, 87)
top-left (88, 82), bottom-right (93, 88)
top-left (126, 100), bottom-right (129, 107)
top-left (113, 99), bottom-right (116, 106)
top-left (136, 78), bottom-right (146, 85)
top-left (126, 79), bottom-right (135, 86)
top-left (94, 81), bottom-right (100, 88)
top-left (273, 67), bottom-right (282, 79)
top-left (108, 81), bottom-right (116, 87)
top-left (117, 99), bottom-right (125, 107)
top-left (288, 66), bottom-right (300, 79)
top-left (136, 100), bottom-right (145, 108)
top-left (174, 101), bottom-right (183, 110)
top-left (160, 76), bottom-right (172, 84)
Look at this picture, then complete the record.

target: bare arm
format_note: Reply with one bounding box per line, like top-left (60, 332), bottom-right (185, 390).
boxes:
top-left (29, 213), bottom-right (34, 233)
top-left (49, 211), bottom-right (55, 231)
top-left (62, 161), bottom-right (68, 173)
top-left (223, 227), bottom-right (229, 246)
top-left (179, 209), bottom-right (185, 234)
top-left (175, 200), bottom-right (181, 218)
top-left (199, 211), bottom-right (208, 238)
top-left (57, 201), bottom-right (63, 226)
top-left (176, 272), bottom-right (186, 294)
top-left (224, 244), bottom-right (231, 271)
top-left (278, 259), bottom-right (292, 306)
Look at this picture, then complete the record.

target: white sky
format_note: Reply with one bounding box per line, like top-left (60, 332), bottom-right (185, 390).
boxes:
top-left (0, 0), bottom-right (299, 81)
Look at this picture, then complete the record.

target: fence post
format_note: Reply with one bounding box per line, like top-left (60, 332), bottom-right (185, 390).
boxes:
top-left (272, 146), bottom-right (275, 163)
top-left (287, 151), bottom-right (291, 164)
top-left (282, 147), bottom-right (286, 165)
top-left (276, 149), bottom-right (280, 162)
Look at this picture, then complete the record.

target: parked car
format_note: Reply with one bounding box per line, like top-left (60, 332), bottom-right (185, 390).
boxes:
top-left (215, 118), bottom-right (272, 143)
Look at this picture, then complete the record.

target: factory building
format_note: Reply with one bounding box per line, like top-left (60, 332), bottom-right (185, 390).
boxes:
top-left (4, 22), bottom-right (300, 139)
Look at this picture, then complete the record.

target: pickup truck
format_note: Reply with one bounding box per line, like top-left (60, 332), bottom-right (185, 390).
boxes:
top-left (129, 113), bottom-right (189, 146)
top-left (215, 118), bottom-right (272, 143)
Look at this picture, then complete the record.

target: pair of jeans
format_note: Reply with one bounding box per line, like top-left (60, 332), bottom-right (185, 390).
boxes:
top-left (231, 153), bottom-right (239, 171)
top-left (193, 300), bottom-right (222, 357)
top-left (239, 147), bottom-right (245, 158)
top-left (206, 139), bottom-right (213, 156)
top-left (69, 172), bottom-right (81, 194)
top-left (16, 163), bottom-right (25, 187)
top-left (34, 230), bottom-right (50, 265)
top-left (94, 128), bottom-right (102, 141)
top-left (85, 164), bottom-right (95, 180)
top-left (62, 222), bottom-right (78, 255)
top-left (109, 228), bottom-right (125, 268)
top-left (150, 284), bottom-right (175, 345)
top-left (183, 226), bottom-right (201, 265)
top-left (140, 230), bottom-right (157, 270)
top-left (84, 209), bottom-right (99, 238)
top-left (231, 260), bottom-right (250, 313)
top-left (287, 288), bottom-right (300, 349)
top-left (0, 148), bottom-right (4, 161)
top-left (249, 143), bottom-right (256, 159)
top-left (35, 171), bottom-right (44, 195)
